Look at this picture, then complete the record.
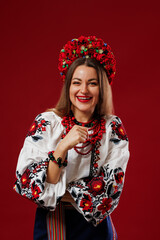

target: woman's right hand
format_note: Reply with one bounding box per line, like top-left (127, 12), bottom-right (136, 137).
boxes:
top-left (59, 125), bottom-right (88, 151)
top-left (47, 125), bottom-right (88, 184)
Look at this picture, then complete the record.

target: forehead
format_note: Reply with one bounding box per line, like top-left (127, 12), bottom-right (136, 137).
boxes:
top-left (72, 65), bottom-right (97, 80)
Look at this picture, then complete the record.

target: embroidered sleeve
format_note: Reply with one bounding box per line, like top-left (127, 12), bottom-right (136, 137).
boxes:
top-left (13, 112), bottom-right (66, 210)
top-left (67, 116), bottom-right (130, 226)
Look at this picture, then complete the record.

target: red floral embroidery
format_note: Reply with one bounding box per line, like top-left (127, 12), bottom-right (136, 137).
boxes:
top-left (98, 198), bottom-right (112, 214)
top-left (113, 185), bottom-right (118, 193)
top-left (115, 171), bottom-right (124, 184)
top-left (87, 177), bottom-right (105, 197)
top-left (111, 118), bottom-right (128, 141)
top-left (41, 119), bottom-right (46, 124)
top-left (80, 194), bottom-right (93, 213)
top-left (28, 121), bottom-right (38, 136)
top-left (115, 124), bottom-right (127, 140)
top-left (38, 121), bottom-right (46, 131)
top-left (21, 169), bottom-right (31, 188)
top-left (31, 182), bottom-right (41, 200)
top-left (26, 115), bottom-right (50, 139)
top-left (42, 127), bottom-right (46, 131)
top-left (93, 163), bottom-right (98, 168)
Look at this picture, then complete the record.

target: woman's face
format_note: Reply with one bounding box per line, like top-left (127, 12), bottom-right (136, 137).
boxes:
top-left (69, 65), bottom-right (99, 120)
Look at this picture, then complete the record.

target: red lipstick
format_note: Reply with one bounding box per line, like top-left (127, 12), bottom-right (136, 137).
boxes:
top-left (76, 96), bottom-right (92, 103)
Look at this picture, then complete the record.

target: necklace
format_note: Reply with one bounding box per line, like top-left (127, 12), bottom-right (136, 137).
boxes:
top-left (61, 111), bottom-right (106, 155)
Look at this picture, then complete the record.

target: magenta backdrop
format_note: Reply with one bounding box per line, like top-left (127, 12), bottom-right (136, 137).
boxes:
top-left (1, 1), bottom-right (159, 239)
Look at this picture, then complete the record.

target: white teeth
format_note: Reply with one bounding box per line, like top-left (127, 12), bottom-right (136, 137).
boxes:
top-left (77, 97), bottom-right (91, 100)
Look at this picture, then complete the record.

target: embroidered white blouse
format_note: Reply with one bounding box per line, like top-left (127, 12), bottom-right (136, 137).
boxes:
top-left (14, 111), bottom-right (130, 226)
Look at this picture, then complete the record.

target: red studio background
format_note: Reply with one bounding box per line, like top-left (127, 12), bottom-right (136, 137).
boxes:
top-left (1, 1), bottom-right (159, 239)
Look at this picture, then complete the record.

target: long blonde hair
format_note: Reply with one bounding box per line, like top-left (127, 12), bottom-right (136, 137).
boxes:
top-left (48, 58), bottom-right (114, 118)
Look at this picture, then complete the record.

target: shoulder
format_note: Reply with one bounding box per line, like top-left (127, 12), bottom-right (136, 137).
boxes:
top-left (103, 114), bottom-right (128, 142)
top-left (35, 111), bottom-right (62, 125)
top-left (29, 111), bottom-right (62, 135)
top-left (103, 114), bottom-right (123, 127)
top-left (26, 111), bottom-right (63, 141)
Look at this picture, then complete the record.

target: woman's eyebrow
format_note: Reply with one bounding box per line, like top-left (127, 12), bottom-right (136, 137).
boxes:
top-left (88, 78), bottom-right (98, 82)
top-left (72, 78), bottom-right (81, 81)
top-left (72, 78), bottom-right (98, 81)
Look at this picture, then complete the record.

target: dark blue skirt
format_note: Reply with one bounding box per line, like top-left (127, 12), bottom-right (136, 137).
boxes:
top-left (34, 206), bottom-right (117, 240)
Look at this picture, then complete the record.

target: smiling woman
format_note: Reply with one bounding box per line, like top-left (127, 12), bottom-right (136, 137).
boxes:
top-left (13, 36), bottom-right (130, 240)
top-left (69, 65), bottom-right (99, 121)
top-left (54, 57), bottom-right (114, 119)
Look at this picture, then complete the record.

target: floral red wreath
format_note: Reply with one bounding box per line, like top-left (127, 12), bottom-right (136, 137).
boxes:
top-left (58, 35), bottom-right (116, 85)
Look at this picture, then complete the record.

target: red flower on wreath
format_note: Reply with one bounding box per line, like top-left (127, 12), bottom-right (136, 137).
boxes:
top-left (58, 36), bottom-right (116, 84)
top-left (27, 120), bottom-right (38, 136)
top-left (87, 177), bottom-right (105, 197)
top-left (98, 198), bottom-right (112, 214)
top-left (31, 182), bottom-right (41, 200)
top-left (80, 194), bottom-right (93, 213)
top-left (21, 169), bottom-right (31, 188)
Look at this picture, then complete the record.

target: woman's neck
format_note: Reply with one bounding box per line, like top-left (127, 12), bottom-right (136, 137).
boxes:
top-left (71, 109), bottom-right (94, 123)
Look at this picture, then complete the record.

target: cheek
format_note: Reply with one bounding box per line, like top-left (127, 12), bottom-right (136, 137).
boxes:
top-left (69, 86), bottom-right (76, 102)
top-left (96, 94), bottom-right (99, 104)
top-left (69, 86), bottom-right (73, 96)
top-left (93, 89), bottom-right (100, 102)
top-left (69, 86), bottom-right (78, 96)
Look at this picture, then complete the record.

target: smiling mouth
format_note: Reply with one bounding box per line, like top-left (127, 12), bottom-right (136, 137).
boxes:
top-left (76, 96), bottom-right (92, 102)
top-left (77, 96), bottom-right (92, 100)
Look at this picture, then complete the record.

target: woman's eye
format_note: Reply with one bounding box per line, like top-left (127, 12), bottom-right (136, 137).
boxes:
top-left (72, 81), bottom-right (80, 85)
top-left (72, 81), bottom-right (98, 85)
top-left (89, 82), bottom-right (98, 85)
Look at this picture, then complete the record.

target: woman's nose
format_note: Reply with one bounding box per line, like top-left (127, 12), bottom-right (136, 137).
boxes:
top-left (81, 83), bottom-right (88, 93)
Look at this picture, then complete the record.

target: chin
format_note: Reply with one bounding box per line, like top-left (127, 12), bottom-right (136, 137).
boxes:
top-left (71, 102), bottom-right (96, 116)
top-left (76, 107), bottom-right (94, 115)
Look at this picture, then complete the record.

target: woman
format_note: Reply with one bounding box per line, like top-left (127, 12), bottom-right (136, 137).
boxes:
top-left (14, 36), bottom-right (130, 240)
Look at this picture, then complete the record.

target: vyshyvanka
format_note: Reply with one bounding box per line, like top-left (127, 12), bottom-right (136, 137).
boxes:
top-left (13, 111), bottom-right (129, 239)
